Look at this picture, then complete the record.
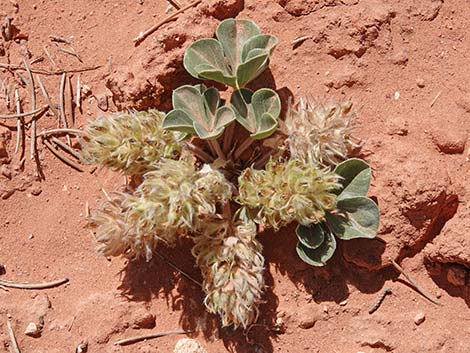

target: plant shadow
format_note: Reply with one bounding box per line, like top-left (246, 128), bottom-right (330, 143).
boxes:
top-left (117, 220), bottom-right (395, 353)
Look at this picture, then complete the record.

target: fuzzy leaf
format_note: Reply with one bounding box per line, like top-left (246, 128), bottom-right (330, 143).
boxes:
top-left (296, 227), bottom-right (336, 266)
top-left (326, 197), bottom-right (379, 240)
top-left (216, 19), bottom-right (260, 70)
top-left (296, 223), bottom-right (325, 250)
top-left (334, 158), bottom-right (371, 200)
top-left (183, 39), bottom-right (236, 87)
top-left (163, 85), bottom-right (235, 139)
top-left (183, 19), bottom-right (278, 88)
top-left (231, 88), bottom-right (280, 139)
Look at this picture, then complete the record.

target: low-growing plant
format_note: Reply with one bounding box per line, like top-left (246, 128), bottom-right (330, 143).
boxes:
top-left (81, 18), bottom-right (379, 329)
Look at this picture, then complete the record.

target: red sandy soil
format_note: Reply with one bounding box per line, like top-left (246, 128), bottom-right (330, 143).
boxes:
top-left (1, 0), bottom-right (470, 352)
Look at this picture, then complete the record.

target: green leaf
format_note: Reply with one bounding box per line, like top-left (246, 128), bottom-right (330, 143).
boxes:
top-left (334, 158), bottom-right (371, 200)
top-left (216, 19), bottom-right (260, 71)
top-left (296, 223), bottom-right (325, 250)
top-left (161, 109), bottom-right (196, 135)
top-left (326, 197), bottom-right (379, 240)
top-left (183, 39), bottom-right (235, 85)
top-left (296, 228), bottom-right (337, 266)
top-left (183, 19), bottom-right (278, 88)
top-left (230, 88), bottom-right (280, 139)
top-left (163, 84), bottom-right (235, 140)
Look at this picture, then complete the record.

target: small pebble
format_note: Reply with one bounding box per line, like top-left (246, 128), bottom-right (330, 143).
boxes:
top-left (339, 300), bottom-right (348, 306)
top-left (25, 322), bottom-right (41, 337)
top-left (416, 78), bottom-right (425, 88)
top-left (414, 312), bottom-right (425, 325)
top-left (76, 341), bottom-right (88, 353)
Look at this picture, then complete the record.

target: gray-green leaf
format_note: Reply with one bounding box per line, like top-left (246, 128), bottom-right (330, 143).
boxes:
top-left (163, 84), bottom-right (235, 140)
top-left (296, 223), bottom-right (325, 249)
top-left (334, 158), bottom-right (371, 200)
top-left (183, 19), bottom-right (278, 88)
top-left (326, 196), bottom-right (379, 240)
top-left (230, 88), bottom-right (280, 139)
top-left (296, 227), bottom-right (337, 266)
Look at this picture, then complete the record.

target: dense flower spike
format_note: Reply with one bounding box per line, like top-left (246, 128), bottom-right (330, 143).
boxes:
top-left (80, 109), bottom-right (181, 175)
top-left (90, 156), bottom-right (233, 260)
top-left (192, 217), bottom-right (265, 329)
top-left (285, 98), bottom-right (359, 166)
top-left (238, 159), bottom-right (341, 229)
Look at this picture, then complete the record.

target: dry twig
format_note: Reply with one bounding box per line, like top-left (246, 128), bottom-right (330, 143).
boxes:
top-left (292, 35), bottom-right (312, 47)
top-left (430, 91), bottom-right (442, 107)
top-left (23, 60), bottom-right (37, 161)
top-left (59, 72), bottom-right (71, 145)
top-left (133, 0), bottom-right (202, 46)
top-left (50, 136), bottom-right (83, 161)
top-left (0, 105), bottom-right (48, 119)
top-left (43, 45), bottom-right (56, 68)
top-left (368, 287), bottom-right (392, 314)
top-left (43, 138), bottom-right (83, 172)
top-left (387, 257), bottom-right (442, 306)
top-left (6, 320), bottom-right (21, 353)
top-left (49, 34), bottom-right (71, 44)
top-left (114, 329), bottom-right (191, 346)
top-left (39, 128), bottom-right (84, 137)
top-left (57, 46), bottom-right (83, 63)
top-left (0, 62), bottom-right (102, 75)
top-left (36, 74), bottom-right (60, 120)
top-left (0, 277), bottom-right (69, 289)
top-left (13, 87), bottom-right (22, 154)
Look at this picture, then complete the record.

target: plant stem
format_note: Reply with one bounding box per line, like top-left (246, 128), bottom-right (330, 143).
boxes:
top-left (222, 122), bottom-right (235, 155)
top-left (234, 136), bottom-right (255, 160)
top-left (209, 139), bottom-right (226, 161)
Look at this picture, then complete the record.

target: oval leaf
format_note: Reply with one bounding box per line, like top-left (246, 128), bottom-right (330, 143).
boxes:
top-left (296, 223), bottom-right (325, 250)
top-left (183, 19), bottom-right (278, 88)
top-left (162, 109), bottom-right (196, 135)
top-left (230, 88), bottom-right (280, 139)
top-left (216, 19), bottom-right (260, 71)
top-left (296, 228), bottom-right (337, 267)
top-left (183, 39), bottom-right (234, 86)
top-left (326, 197), bottom-right (379, 240)
top-left (165, 85), bottom-right (235, 140)
top-left (334, 158), bottom-right (371, 200)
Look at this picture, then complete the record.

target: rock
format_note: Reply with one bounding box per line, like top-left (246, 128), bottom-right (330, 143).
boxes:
top-left (414, 312), bottom-right (425, 325)
top-left (355, 137), bottom-right (459, 268)
top-left (29, 184), bottom-right (42, 196)
top-left (76, 341), bottom-right (88, 353)
top-left (0, 165), bottom-right (11, 178)
top-left (431, 128), bottom-right (466, 154)
top-left (416, 78), bottom-right (425, 88)
top-left (324, 67), bottom-right (363, 89)
top-left (392, 49), bottom-right (408, 65)
top-left (297, 305), bottom-right (323, 329)
top-left (446, 265), bottom-right (467, 286)
top-left (0, 263), bottom-right (5, 275)
top-left (424, 204), bottom-right (470, 269)
top-left (25, 322), bottom-right (41, 337)
top-left (0, 41), bottom-right (4, 56)
top-left (131, 308), bottom-right (156, 329)
top-left (174, 338), bottom-right (208, 353)
top-left (96, 94), bottom-right (108, 111)
top-left (278, 0), bottom-right (340, 16)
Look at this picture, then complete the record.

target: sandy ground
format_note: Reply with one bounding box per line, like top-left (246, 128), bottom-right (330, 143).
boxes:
top-left (1, 0), bottom-right (470, 352)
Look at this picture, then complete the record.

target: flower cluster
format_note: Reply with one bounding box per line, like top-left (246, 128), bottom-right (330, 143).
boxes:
top-left (90, 156), bottom-right (233, 260)
top-left (80, 109), bottom-right (181, 175)
top-left (285, 98), bottom-right (359, 166)
top-left (192, 216), bottom-right (264, 328)
top-left (238, 159), bottom-right (341, 229)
